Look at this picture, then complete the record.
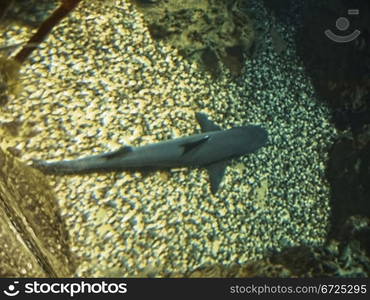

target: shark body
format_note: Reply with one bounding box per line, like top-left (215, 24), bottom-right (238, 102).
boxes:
top-left (32, 113), bottom-right (268, 194)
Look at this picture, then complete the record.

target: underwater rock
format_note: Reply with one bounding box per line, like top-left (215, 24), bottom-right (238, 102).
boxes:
top-left (298, 0), bottom-right (369, 84)
top-left (293, 0), bottom-right (370, 239)
top-left (0, 57), bottom-right (21, 105)
top-left (0, 0), bottom-right (13, 21)
top-left (130, 0), bottom-right (254, 77)
top-left (262, 0), bottom-right (293, 15)
top-left (296, 0), bottom-right (370, 132)
top-left (0, 0), bottom-right (58, 26)
top-left (326, 137), bottom-right (370, 233)
top-left (0, 147), bottom-right (75, 277)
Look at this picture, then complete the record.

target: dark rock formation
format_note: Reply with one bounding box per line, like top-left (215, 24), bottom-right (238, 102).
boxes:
top-left (297, 0), bottom-right (370, 132)
top-left (130, 0), bottom-right (254, 77)
top-left (0, 0), bottom-right (57, 26)
top-left (0, 147), bottom-right (75, 277)
top-left (327, 137), bottom-right (370, 235)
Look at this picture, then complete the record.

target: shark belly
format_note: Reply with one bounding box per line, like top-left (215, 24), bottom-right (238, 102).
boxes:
top-left (120, 134), bottom-right (213, 168)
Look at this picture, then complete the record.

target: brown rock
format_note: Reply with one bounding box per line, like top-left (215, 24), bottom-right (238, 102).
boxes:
top-left (131, 0), bottom-right (254, 77)
top-left (0, 147), bottom-right (75, 277)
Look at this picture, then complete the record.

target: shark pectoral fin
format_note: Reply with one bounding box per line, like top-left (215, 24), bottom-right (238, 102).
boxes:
top-left (100, 146), bottom-right (133, 160)
top-left (206, 160), bottom-right (228, 194)
top-left (181, 135), bottom-right (209, 155)
top-left (195, 112), bottom-right (221, 132)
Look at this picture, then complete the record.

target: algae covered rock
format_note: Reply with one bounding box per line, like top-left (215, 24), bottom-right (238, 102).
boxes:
top-left (131, 0), bottom-right (254, 76)
top-left (0, 147), bottom-right (75, 277)
top-left (0, 57), bottom-right (21, 105)
top-left (1, 0), bottom-right (58, 26)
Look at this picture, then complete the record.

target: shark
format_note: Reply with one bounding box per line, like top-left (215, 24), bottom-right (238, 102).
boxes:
top-left (32, 113), bottom-right (268, 194)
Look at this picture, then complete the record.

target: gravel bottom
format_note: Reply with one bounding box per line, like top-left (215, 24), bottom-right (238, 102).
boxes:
top-left (0, 0), bottom-right (336, 276)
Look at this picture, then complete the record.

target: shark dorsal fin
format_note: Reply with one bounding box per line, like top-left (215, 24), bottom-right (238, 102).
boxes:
top-left (181, 135), bottom-right (209, 155)
top-left (206, 160), bottom-right (228, 194)
top-left (101, 146), bottom-right (133, 160)
top-left (196, 113), bottom-right (221, 132)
